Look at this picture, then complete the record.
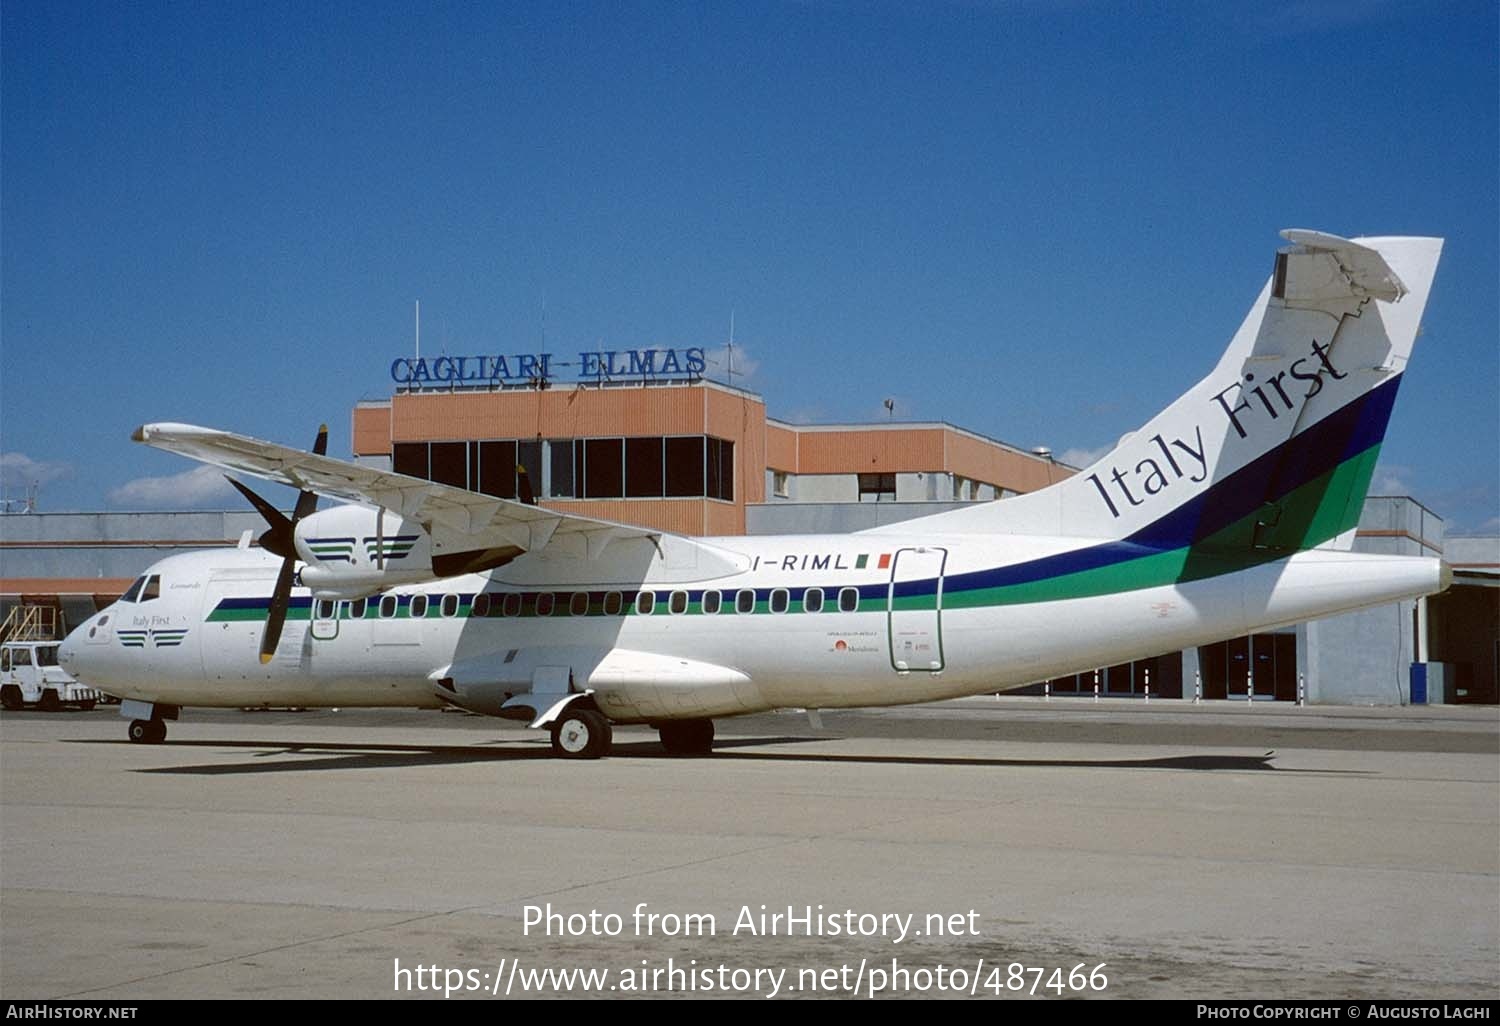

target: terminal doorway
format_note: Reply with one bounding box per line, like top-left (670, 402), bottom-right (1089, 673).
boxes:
top-left (1198, 633), bottom-right (1297, 701)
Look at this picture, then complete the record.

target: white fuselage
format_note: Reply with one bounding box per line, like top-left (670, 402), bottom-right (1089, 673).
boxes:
top-left (61, 531), bottom-right (1446, 722)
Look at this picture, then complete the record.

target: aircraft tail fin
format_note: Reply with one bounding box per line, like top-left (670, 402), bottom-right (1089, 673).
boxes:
top-left (871, 230), bottom-right (1443, 560)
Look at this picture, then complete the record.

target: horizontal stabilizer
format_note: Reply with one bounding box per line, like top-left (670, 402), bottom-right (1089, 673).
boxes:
top-left (1276, 229), bottom-right (1407, 308)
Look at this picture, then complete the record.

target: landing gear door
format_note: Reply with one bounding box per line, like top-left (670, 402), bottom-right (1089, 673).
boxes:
top-left (888, 547), bottom-right (946, 672)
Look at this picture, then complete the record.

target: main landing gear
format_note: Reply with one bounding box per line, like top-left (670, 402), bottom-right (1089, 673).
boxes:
top-left (550, 707), bottom-right (612, 759)
top-left (544, 709), bottom-right (717, 759)
top-left (657, 718), bottom-right (715, 756)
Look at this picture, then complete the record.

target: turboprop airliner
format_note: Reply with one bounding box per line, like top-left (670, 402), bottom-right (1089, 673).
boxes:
top-left (59, 230), bottom-right (1449, 757)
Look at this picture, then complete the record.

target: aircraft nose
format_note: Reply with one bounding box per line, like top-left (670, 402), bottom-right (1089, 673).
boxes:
top-left (58, 619), bottom-right (98, 682)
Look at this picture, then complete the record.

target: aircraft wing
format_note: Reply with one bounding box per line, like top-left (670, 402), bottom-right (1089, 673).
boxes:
top-left (132, 422), bottom-right (669, 563)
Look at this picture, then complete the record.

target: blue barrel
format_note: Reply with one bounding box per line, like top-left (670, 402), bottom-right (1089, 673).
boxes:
top-left (1410, 663), bottom-right (1428, 704)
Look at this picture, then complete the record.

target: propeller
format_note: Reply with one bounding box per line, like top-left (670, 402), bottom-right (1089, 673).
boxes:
top-left (224, 424), bottom-right (328, 664)
top-left (516, 462), bottom-right (538, 506)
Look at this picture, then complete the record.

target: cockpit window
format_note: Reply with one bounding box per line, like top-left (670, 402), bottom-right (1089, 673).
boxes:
top-left (120, 574), bottom-right (161, 603)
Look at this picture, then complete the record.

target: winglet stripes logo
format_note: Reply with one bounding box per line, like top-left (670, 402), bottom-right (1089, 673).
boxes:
top-left (364, 535), bottom-right (420, 561)
top-left (117, 628), bottom-right (189, 649)
top-left (306, 537), bottom-right (357, 563)
top-left (153, 629), bottom-right (189, 648)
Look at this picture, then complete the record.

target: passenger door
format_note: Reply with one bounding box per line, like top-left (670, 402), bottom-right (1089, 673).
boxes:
top-left (888, 547), bottom-right (946, 672)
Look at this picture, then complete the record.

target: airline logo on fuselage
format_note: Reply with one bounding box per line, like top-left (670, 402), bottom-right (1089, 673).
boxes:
top-left (1086, 338), bottom-right (1346, 519)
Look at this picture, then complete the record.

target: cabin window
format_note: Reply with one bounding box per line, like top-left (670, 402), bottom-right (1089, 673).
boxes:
top-left (669, 590), bottom-right (688, 614)
top-left (735, 589), bottom-right (755, 614)
top-left (471, 593), bottom-right (490, 618)
top-left (636, 591), bottom-right (655, 615)
top-left (535, 592), bottom-right (555, 617)
top-left (803, 588), bottom-right (824, 613)
top-left (770, 589), bottom-right (789, 614)
top-left (36, 646), bottom-right (58, 666)
top-left (349, 598), bottom-right (367, 619)
top-left (379, 594), bottom-right (398, 618)
top-left (0, 650), bottom-right (9, 671)
top-left (441, 594), bottom-right (459, 618)
top-left (839, 587), bottom-right (859, 613)
top-left (12, 648), bottom-right (32, 666)
top-left (603, 591), bottom-right (624, 616)
top-left (701, 590), bottom-right (722, 614)
top-left (410, 594), bottom-right (429, 618)
top-left (570, 592), bottom-right (589, 616)
top-left (502, 593), bottom-right (522, 618)
top-left (316, 599), bottom-right (336, 620)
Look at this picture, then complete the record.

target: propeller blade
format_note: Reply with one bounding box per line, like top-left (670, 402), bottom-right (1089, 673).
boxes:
top-left (259, 558), bottom-right (298, 664)
top-left (291, 424), bottom-right (328, 522)
top-left (516, 463), bottom-right (537, 506)
top-left (225, 476), bottom-right (296, 558)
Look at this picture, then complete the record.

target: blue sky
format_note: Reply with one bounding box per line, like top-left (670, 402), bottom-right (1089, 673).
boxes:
top-left (3, 1), bottom-right (1496, 532)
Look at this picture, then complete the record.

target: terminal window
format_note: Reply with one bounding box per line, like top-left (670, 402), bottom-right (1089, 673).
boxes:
top-left (392, 435), bottom-right (734, 502)
top-left (858, 473), bottom-right (896, 502)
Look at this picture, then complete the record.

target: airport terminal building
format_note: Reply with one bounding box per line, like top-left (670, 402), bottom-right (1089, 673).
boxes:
top-left (3, 347), bottom-right (1496, 704)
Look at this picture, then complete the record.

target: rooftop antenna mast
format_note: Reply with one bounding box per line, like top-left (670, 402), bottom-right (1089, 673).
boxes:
top-left (415, 300), bottom-right (421, 360)
top-left (725, 310), bottom-right (739, 386)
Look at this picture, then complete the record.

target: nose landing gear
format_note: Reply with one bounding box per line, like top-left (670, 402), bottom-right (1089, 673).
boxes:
top-left (127, 718), bottom-right (167, 744)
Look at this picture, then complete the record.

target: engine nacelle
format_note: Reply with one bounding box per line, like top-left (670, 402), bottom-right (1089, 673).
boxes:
top-left (291, 505), bottom-right (436, 598)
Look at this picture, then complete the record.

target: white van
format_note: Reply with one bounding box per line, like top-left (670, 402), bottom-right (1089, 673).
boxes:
top-left (1, 641), bottom-right (102, 710)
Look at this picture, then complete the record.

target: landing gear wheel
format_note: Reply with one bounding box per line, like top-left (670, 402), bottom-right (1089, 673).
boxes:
top-left (658, 718), bottom-right (715, 756)
top-left (550, 708), bottom-right (611, 759)
top-left (128, 719), bottom-right (167, 744)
